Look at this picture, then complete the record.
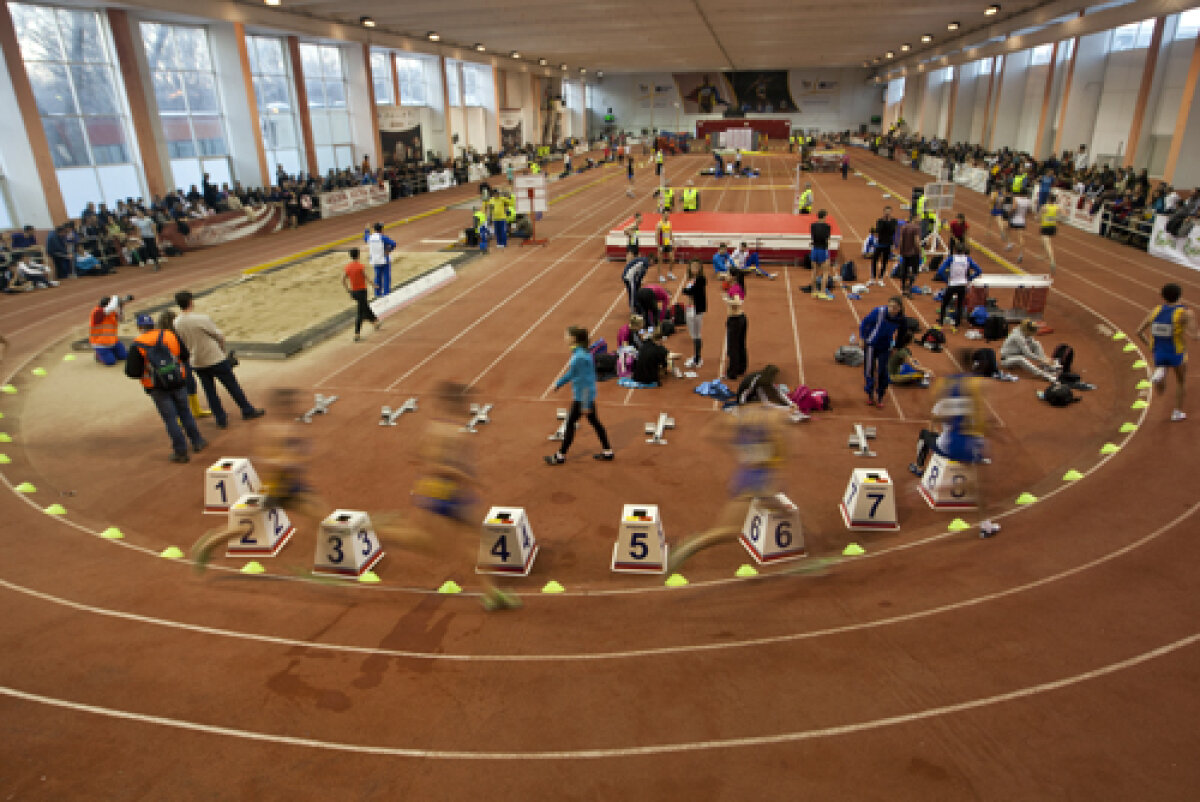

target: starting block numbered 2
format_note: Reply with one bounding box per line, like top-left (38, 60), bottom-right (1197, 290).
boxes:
top-left (204, 457), bottom-right (261, 514)
top-left (313, 509), bottom-right (384, 578)
top-left (839, 468), bottom-right (899, 531)
top-left (478, 506), bottom-right (538, 575)
top-left (918, 453), bottom-right (978, 509)
top-left (225, 493), bottom-right (294, 557)
top-left (611, 504), bottom-right (668, 573)
top-left (740, 493), bottom-right (805, 564)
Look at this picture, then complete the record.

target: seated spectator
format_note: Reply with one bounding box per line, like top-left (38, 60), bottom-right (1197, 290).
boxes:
top-left (630, 326), bottom-right (676, 386)
top-left (728, 363), bottom-right (808, 421)
top-left (74, 244), bottom-right (110, 276)
top-left (888, 330), bottom-right (932, 387)
top-left (617, 314), bottom-right (646, 350)
top-left (10, 225), bottom-right (40, 259)
top-left (16, 258), bottom-right (58, 289)
top-left (1000, 320), bottom-right (1059, 382)
top-left (712, 243), bottom-right (732, 276)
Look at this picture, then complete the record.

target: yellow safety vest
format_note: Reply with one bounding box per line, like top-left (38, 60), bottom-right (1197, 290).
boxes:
top-left (1040, 203), bottom-right (1058, 228)
top-left (1012, 173), bottom-right (1027, 193)
top-left (682, 188), bottom-right (698, 210)
top-left (662, 188), bottom-right (674, 206)
top-left (655, 150), bottom-right (663, 164)
top-left (798, 189), bottom-right (813, 211)
top-left (916, 195), bottom-right (926, 218)
top-left (504, 197), bottom-right (515, 222)
top-left (530, 162), bottom-right (540, 174)
top-left (473, 210), bottom-right (487, 229)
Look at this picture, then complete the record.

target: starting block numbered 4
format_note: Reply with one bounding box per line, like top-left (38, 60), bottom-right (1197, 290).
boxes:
top-left (918, 453), bottom-right (978, 509)
top-left (313, 509), bottom-right (384, 578)
top-left (225, 493), bottom-right (294, 557)
top-left (611, 504), bottom-right (668, 573)
top-left (839, 468), bottom-right (899, 531)
top-left (478, 506), bottom-right (538, 575)
top-left (204, 457), bottom-right (261, 514)
top-left (741, 493), bottom-right (805, 564)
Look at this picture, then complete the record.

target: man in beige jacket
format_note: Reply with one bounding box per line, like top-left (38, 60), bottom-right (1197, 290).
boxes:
top-left (173, 291), bottom-right (264, 429)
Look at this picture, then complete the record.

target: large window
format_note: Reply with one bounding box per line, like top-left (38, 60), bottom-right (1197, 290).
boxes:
top-left (886, 78), bottom-right (904, 105)
top-left (300, 42), bottom-right (354, 173)
top-left (12, 3), bottom-right (142, 216)
top-left (445, 59), bottom-right (461, 105)
top-left (141, 21), bottom-right (231, 194)
top-left (246, 35), bottom-right (304, 181)
top-left (370, 49), bottom-right (394, 106)
top-left (1176, 8), bottom-right (1200, 40)
top-left (1110, 19), bottom-right (1156, 52)
top-left (1029, 44), bottom-right (1055, 65)
top-left (396, 55), bottom-right (431, 106)
top-left (461, 62), bottom-right (493, 107)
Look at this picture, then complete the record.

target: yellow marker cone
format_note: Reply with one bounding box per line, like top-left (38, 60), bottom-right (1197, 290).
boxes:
top-left (947, 518), bottom-right (971, 532)
top-left (63, 354), bottom-right (77, 362)
top-left (1132, 360), bottom-right (1147, 369)
top-left (735, 564), bottom-right (759, 578)
top-left (1, 385), bottom-right (16, 394)
top-left (437, 580), bottom-right (462, 594)
top-left (100, 527), bottom-right (124, 540)
top-left (15, 482), bottom-right (35, 493)
top-left (1112, 331), bottom-right (1127, 340)
top-left (1136, 380), bottom-right (1151, 390)
top-left (358, 571), bottom-right (381, 583)
top-left (541, 580), bottom-right (565, 593)
top-left (240, 561), bottom-right (266, 575)
top-left (43, 503), bottom-right (66, 515)
top-left (1131, 399), bottom-right (1149, 410)
top-left (160, 546), bottom-right (184, 559)
top-left (664, 573), bottom-right (689, 587)
top-left (0, 454), bottom-right (10, 464)
top-left (1122, 343), bottom-right (1136, 353)
top-left (1062, 469), bottom-right (1084, 481)
top-left (1119, 422), bottom-right (1138, 433)
top-left (0, 411), bottom-right (4, 418)
top-left (31, 367), bottom-right (47, 377)
top-left (1100, 443), bottom-right (1120, 455)
top-left (0, 433), bottom-right (12, 443)
top-left (1016, 492), bottom-right (1038, 505)
top-left (842, 543), bottom-right (866, 556)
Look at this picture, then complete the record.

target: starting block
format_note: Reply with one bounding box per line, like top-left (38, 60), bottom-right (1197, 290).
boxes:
top-left (839, 468), bottom-right (899, 531)
top-left (611, 504), bottom-right (668, 573)
top-left (463, 403), bottom-right (493, 433)
top-left (478, 506), bottom-right (538, 575)
top-left (644, 412), bottom-right (675, 444)
top-left (313, 509), bottom-right (384, 578)
top-left (847, 424), bottom-right (877, 457)
top-left (204, 457), bottom-right (262, 514)
top-left (224, 494), bottom-right (294, 557)
top-left (299, 393), bottom-right (338, 423)
top-left (918, 453), bottom-right (978, 509)
top-left (740, 493), bottom-right (805, 564)
top-left (379, 397), bottom-right (418, 426)
top-left (548, 408), bottom-right (571, 441)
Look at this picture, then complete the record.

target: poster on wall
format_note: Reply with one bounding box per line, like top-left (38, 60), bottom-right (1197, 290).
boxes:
top-left (381, 128), bottom-right (424, 166)
top-left (673, 73), bottom-right (734, 114)
top-left (499, 109), bottom-right (523, 150)
top-left (637, 82), bottom-right (674, 110)
top-left (792, 78), bottom-right (841, 111)
top-left (725, 71), bottom-right (797, 113)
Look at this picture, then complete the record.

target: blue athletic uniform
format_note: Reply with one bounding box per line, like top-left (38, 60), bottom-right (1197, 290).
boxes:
top-left (1150, 303), bottom-right (1187, 368)
top-left (860, 305), bottom-right (905, 400)
top-left (932, 375), bottom-right (986, 464)
top-left (728, 414), bottom-right (781, 498)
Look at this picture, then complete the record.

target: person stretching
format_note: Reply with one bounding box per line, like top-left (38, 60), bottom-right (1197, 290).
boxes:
top-left (546, 326), bottom-right (614, 465)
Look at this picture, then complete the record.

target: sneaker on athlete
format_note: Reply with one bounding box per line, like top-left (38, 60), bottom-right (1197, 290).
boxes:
top-left (979, 520), bottom-right (1001, 538)
top-left (1171, 409), bottom-right (1187, 422)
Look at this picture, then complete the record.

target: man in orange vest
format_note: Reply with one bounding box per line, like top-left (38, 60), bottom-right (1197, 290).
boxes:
top-left (89, 295), bottom-right (132, 365)
top-left (125, 313), bottom-right (207, 463)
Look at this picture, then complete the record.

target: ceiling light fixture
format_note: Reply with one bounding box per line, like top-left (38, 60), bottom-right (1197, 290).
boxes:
top-left (947, 21), bottom-right (960, 31)
top-left (263, 0), bottom-right (280, 6)
top-left (427, 31), bottom-right (440, 41)
top-left (886, 51), bottom-right (895, 59)
top-left (873, 56), bottom-right (881, 64)
top-left (359, 16), bottom-right (375, 27)
top-left (538, 58), bottom-right (547, 66)
top-left (579, 67), bottom-right (586, 74)
top-left (560, 63), bottom-right (568, 71)
top-left (596, 71), bottom-right (604, 78)
top-left (921, 33), bottom-right (932, 43)
top-left (510, 51), bottom-right (520, 59)
top-left (984, 5), bottom-right (1000, 16)
top-left (900, 44), bottom-right (911, 52)
top-left (474, 43), bottom-right (485, 52)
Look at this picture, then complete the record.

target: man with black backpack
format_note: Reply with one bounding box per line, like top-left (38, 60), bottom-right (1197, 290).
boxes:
top-left (125, 313), bottom-right (207, 463)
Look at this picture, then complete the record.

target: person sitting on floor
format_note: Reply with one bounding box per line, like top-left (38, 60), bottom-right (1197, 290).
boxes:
top-left (628, 326), bottom-right (679, 388)
top-left (1000, 319), bottom-right (1059, 382)
top-left (725, 363), bottom-right (809, 422)
top-left (888, 330), bottom-right (933, 387)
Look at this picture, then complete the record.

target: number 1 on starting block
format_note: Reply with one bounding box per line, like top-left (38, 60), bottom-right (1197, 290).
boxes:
top-left (478, 506), bottom-right (538, 575)
top-left (204, 457), bottom-right (261, 514)
top-left (612, 504), bottom-right (667, 573)
top-left (741, 494), bottom-right (804, 564)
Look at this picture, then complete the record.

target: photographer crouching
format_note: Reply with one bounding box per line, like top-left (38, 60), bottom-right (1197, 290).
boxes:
top-left (89, 294), bottom-right (134, 365)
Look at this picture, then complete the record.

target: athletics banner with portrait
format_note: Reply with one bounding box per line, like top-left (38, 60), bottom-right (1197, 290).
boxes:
top-left (500, 109), bottom-right (524, 151)
top-left (379, 106), bottom-right (425, 166)
top-left (673, 73), bottom-right (734, 115)
top-left (725, 71), bottom-right (797, 114)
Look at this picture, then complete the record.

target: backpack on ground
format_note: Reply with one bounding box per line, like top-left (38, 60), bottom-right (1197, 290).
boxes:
top-left (673, 302), bottom-right (687, 326)
top-left (921, 327), bottom-right (947, 352)
top-left (971, 347), bottom-right (999, 378)
top-left (1041, 382), bottom-right (1079, 407)
top-left (659, 319), bottom-right (675, 336)
top-left (589, 338), bottom-right (608, 356)
top-left (140, 330), bottom-right (186, 391)
top-left (969, 305), bottom-right (989, 327)
top-left (593, 352), bottom-right (618, 380)
top-left (835, 345), bottom-right (865, 366)
top-left (983, 313), bottom-right (1008, 342)
top-left (802, 253), bottom-right (813, 270)
top-left (787, 385), bottom-right (831, 413)
top-left (840, 261), bottom-right (857, 282)
top-left (1052, 342), bottom-right (1075, 375)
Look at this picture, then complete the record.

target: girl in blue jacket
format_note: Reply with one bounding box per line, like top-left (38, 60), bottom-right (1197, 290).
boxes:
top-left (546, 326), bottom-right (614, 465)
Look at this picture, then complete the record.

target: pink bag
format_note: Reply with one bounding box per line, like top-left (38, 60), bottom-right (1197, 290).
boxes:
top-left (788, 385), bottom-right (830, 413)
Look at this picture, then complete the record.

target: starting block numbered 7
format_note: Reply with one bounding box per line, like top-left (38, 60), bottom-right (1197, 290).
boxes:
top-left (611, 504), bottom-right (668, 573)
top-left (477, 507), bottom-right (538, 575)
top-left (225, 494), bottom-right (294, 557)
top-left (918, 453), bottom-right (978, 509)
top-left (313, 509), bottom-right (384, 578)
top-left (839, 468), bottom-right (899, 531)
top-left (204, 457), bottom-right (261, 514)
top-left (741, 493), bottom-right (805, 564)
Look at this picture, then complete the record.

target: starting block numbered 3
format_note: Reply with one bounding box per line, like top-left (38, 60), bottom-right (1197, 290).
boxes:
top-left (840, 468), bottom-right (899, 531)
top-left (740, 493), bottom-right (805, 564)
top-left (612, 504), bottom-right (668, 573)
top-left (204, 457), bottom-right (261, 514)
top-left (478, 506), bottom-right (538, 575)
top-left (313, 509), bottom-right (384, 578)
top-left (225, 493), bottom-right (294, 557)
top-left (918, 453), bottom-right (978, 509)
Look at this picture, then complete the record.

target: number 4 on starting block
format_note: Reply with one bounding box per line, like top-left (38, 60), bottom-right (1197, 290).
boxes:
top-left (840, 469), bottom-right (899, 531)
top-left (612, 504), bottom-right (668, 573)
top-left (225, 494), bottom-right (294, 557)
top-left (313, 509), bottom-right (384, 578)
top-left (919, 453), bottom-right (978, 510)
top-left (204, 457), bottom-right (261, 514)
top-left (478, 507), bottom-right (538, 575)
top-left (741, 494), bottom-right (804, 564)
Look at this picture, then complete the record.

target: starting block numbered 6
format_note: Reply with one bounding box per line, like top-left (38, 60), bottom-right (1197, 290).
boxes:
top-left (918, 453), bottom-right (978, 509)
top-left (839, 468), bottom-right (899, 531)
top-left (741, 493), bottom-right (805, 564)
top-left (204, 457), bottom-right (261, 514)
top-left (313, 509), bottom-right (384, 578)
top-left (611, 504), bottom-right (668, 573)
top-left (225, 493), bottom-right (294, 557)
top-left (478, 506), bottom-right (538, 575)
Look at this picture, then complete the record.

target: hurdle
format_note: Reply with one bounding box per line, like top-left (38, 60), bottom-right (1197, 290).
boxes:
top-left (548, 408), bottom-right (571, 441)
top-left (463, 403), bottom-right (493, 433)
top-left (644, 412), bottom-right (675, 445)
top-left (299, 393), bottom-right (338, 423)
top-left (379, 397), bottom-right (418, 426)
top-left (847, 424), bottom-right (877, 457)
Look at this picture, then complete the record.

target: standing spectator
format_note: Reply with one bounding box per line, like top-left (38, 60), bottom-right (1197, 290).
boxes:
top-left (45, 225), bottom-right (73, 279)
top-left (201, 173), bottom-right (219, 211)
top-left (342, 247), bottom-right (380, 342)
top-left (364, 222), bottom-right (397, 297)
top-left (896, 216), bottom-right (922, 297)
top-left (545, 325), bottom-right (614, 465)
top-left (131, 209), bottom-right (161, 270)
top-left (1008, 190), bottom-right (1033, 262)
top-left (655, 212), bottom-right (676, 282)
top-left (624, 212), bottom-right (643, 258)
top-left (871, 207), bottom-right (897, 287)
top-left (841, 152), bottom-right (850, 180)
top-left (809, 209), bottom-right (834, 299)
top-left (860, 295), bottom-right (907, 408)
top-left (124, 313), bottom-right (207, 463)
top-left (948, 213), bottom-right (970, 253)
top-left (938, 243), bottom-right (982, 327)
top-left (681, 259), bottom-right (708, 368)
top-left (173, 291), bottom-right (264, 428)
top-left (725, 297), bottom-right (749, 381)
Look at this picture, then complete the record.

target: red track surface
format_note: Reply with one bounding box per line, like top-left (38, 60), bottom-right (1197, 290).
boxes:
top-left (1, 150), bottom-right (1198, 799)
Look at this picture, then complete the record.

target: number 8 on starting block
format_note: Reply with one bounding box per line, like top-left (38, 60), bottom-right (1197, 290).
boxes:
top-left (840, 468), bottom-right (899, 531)
top-left (741, 493), bottom-right (804, 564)
top-left (478, 507), bottom-right (538, 575)
top-left (918, 453), bottom-right (978, 509)
top-left (313, 509), bottom-right (384, 578)
top-left (612, 504), bottom-right (667, 573)
top-left (225, 494), bottom-right (294, 557)
top-left (204, 457), bottom-right (261, 514)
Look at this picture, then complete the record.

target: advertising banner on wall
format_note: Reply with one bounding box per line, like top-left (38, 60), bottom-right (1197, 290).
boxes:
top-left (792, 78), bottom-right (840, 111)
top-left (319, 183), bottom-right (391, 219)
top-left (637, 81), bottom-right (675, 110)
top-left (671, 72), bottom-right (799, 114)
top-left (1148, 215), bottom-right (1200, 271)
top-left (673, 73), bottom-right (734, 114)
top-left (378, 106), bottom-right (424, 166)
top-left (725, 71), bottom-right (797, 114)
top-left (499, 108), bottom-right (524, 150)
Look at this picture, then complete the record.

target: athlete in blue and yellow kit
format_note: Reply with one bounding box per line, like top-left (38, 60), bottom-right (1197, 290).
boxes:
top-left (1137, 283), bottom-right (1197, 421)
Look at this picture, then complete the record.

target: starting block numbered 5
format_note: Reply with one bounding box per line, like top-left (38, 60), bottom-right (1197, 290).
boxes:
top-left (740, 493), bottom-right (805, 564)
top-left (225, 493), bottom-right (294, 557)
top-left (918, 453), bottom-right (978, 509)
top-left (313, 509), bottom-right (384, 578)
top-left (611, 504), bottom-right (668, 573)
top-left (204, 457), bottom-right (261, 514)
top-left (839, 468), bottom-right (899, 531)
top-left (478, 506), bottom-right (538, 575)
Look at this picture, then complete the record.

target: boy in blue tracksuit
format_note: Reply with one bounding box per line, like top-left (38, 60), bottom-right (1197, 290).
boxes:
top-left (860, 296), bottom-right (907, 407)
top-left (545, 326), bottom-right (615, 465)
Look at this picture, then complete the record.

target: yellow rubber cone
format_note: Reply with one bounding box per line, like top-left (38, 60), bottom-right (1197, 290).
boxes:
top-left (240, 561), bottom-right (266, 574)
top-left (947, 518), bottom-right (971, 532)
top-left (1100, 443), bottom-right (1120, 455)
top-left (1119, 422), bottom-right (1137, 433)
top-left (160, 546), bottom-right (184, 559)
top-left (0, 454), bottom-right (10, 464)
top-left (1136, 380), bottom-right (1151, 390)
top-left (1, 385), bottom-right (16, 394)
top-left (664, 573), bottom-right (689, 587)
top-left (735, 564), bottom-right (759, 578)
top-left (842, 543), bottom-right (866, 556)
top-left (1112, 331), bottom-right (1127, 341)
top-left (1132, 359), bottom-right (1147, 369)
top-left (541, 580), bottom-right (565, 593)
top-left (1131, 399), bottom-right (1149, 410)
top-left (357, 571), bottom-right (381, 583)
top-left (31, 367), bottom-right (47, 377)
top-left (437, 580), bottom-right (462, 594)
top-left (100, 527), bottom-right (124, 540)
top-left (1122, 343), bottom-right (1136, 353)
top-left (63, 354), bottom-right (77, 362)
top-left (1016, 492), bottom-right (1038, 505)
top-left (1062, 469), bottom-right (1084, 481)
top-left (15, 481), bottom-right (35, 493)
top-left (0, 433), bottom-right (12, 443)
top-left (43, 503), bottom-right (66, 515)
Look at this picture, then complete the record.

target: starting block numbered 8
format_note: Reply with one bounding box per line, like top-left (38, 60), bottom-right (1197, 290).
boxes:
top-left (313, 509), bottom-right (384, 578)
top-left (918, 453), bottom-right (978, 510)
top-left (839, 468), bottom-right (899, 531)
top-left (225, 494), bottom-right (294, 557)
top-left (204, 457), bottom-right (261, 514)
top-left (611, 504), bottom-right (668, 573)
top-left (478, 506), bottom-right (538, 575)
top-left (740, 493), bottom-right (805, 564)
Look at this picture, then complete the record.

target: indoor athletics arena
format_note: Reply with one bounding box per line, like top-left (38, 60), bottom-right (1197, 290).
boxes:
top-left (3, 0), bottom-right (1200, 797)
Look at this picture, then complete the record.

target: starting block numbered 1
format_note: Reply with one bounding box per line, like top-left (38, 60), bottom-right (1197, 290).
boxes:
top-left (477, 506), bottom-right (538, 575)
top-left (839, 468), bottom-right (899, 531)
top-left (611, 504), bottom-right (668, 573)
top-left (313, 509), bottom-right (384, 578)
top-left (204, 457), bottom-right (261, 514)
top-left (918, 453), bottom-right (978, 509)
top-left (225, 493), bottom-right (294, 557)
top-left (740, 493), bottom-right (805, 564)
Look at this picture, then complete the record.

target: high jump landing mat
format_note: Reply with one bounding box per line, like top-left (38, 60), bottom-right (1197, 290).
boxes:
top-left (605, 212), bottom-right (842, 264)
